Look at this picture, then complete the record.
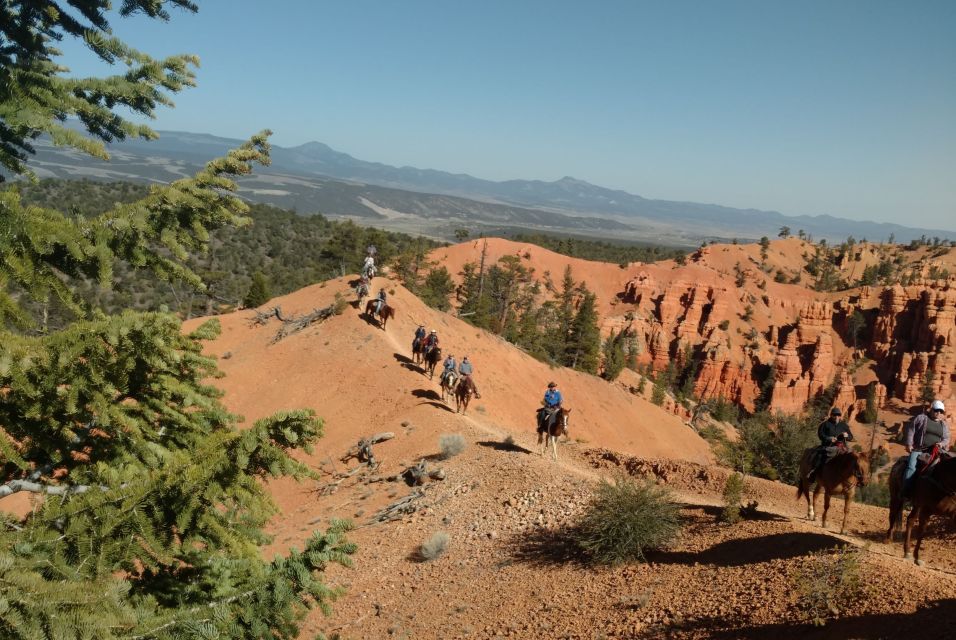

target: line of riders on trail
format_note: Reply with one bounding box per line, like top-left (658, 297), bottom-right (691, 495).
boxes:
top-left (799, 399), bottom-right (953, 564)
top-left (806, 401), bottom-right (951, 502)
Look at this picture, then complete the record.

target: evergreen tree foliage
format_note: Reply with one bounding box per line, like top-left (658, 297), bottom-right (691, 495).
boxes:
top-left (1, 5), bottom-right (355, 637)
top-left (601, 329), bottom-right (628, 381)
top-left (13, 180), bottom-right (437, 324)
top-left (243, 271), bottom-right (273, 308)
top-left (0, 1), bottom-right (200, 181)
top-left (566, 290), bottom-right (601, 373)
top-left (419, 266), bottom-right (456, 311)
top-left (861, 383), bottom-right (879, 424)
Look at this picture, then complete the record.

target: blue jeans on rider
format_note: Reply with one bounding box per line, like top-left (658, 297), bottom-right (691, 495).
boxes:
top-left (903, 450), bottom-right (921, 485)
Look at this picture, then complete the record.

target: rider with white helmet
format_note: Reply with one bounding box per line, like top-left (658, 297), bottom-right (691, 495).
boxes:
top-left (902, 399), bottom-right (950, 497)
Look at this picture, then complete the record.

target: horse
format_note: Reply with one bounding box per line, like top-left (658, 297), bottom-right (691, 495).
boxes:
top-left (537, 407), bottom-right (571, 461)
top-left (423, 346), bottom-right (441, 380)
top-left (363, 264), bottom-right (376, 281)
top-left (796, 446), bottom-right (870, 535)
top-left (455, 375), bottom-right (476, 414)
top-left (355, 280), bottom-right (369, 304)
top-left (885, 453), bottom-right (956, 565)
top-left (440, 369), bottom-right (458, 402)
top-left (411, 338), bottom-right (424, 365)
top-left (364, 299), bottom-right (395, 329)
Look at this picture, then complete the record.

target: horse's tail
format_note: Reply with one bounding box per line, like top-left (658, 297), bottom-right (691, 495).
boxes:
top-left (796, 476), bottom-right (808, 501)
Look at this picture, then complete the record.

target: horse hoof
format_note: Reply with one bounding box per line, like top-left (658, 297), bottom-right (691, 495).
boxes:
top-left (904, 553), bottom-right (913, 561)
top-left (916, 559), bottom-right (926, 567)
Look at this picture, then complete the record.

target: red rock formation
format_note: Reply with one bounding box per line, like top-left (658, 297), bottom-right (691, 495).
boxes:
top-left (797, 301), bottom-right (833, 345)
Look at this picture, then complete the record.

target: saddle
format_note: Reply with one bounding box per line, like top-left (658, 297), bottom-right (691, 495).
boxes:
top-left (537, 406), bottom-right (559, 433)
top-left (915, 445), bottom-right (952, 478)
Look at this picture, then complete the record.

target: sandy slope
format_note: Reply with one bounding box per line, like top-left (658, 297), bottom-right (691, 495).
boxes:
top-left (179, 274), bottom-right (956, 639)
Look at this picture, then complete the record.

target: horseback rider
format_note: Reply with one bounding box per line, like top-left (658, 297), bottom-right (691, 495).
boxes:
top-left (356, 275), bottom-right (370, 298)
top-left (363, 255), bottom-right (376, 279)
top-left (901, 399), bottom-right (950, 498)
top-left (413, 324), bottom-right (426, 352)
top-left (808, 407), bottom-right (854, 482)
top-left (422, 329), bottom-right (439, 356)
top-left (458, 356), bottom-right (481, 399)
top-left (440, 353), bottom-right (457, 386)
top-left (537, 381), bottom-right (563, 434)
top-left (373, 288), bottom-right (387, 314)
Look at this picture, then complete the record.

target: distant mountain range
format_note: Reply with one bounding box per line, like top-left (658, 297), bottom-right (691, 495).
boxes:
top-left (20, 128), bottom-right (956, 245)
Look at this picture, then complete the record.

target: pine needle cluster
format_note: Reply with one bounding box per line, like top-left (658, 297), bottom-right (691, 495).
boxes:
top-left (1, 4), bottom-right (356, 637)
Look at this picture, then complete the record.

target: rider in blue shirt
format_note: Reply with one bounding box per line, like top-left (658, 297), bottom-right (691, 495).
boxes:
top-left (538, 381), bottom-right (562, 434)
top-left (458, 356), bottom-right (481, 398)
top-left (441, 354), bottom-right (457, 386)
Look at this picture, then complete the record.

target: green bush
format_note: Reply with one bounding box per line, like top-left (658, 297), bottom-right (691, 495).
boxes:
top-left (856, 479), bottom-right (890, 507)
top-left (794, 546), bottom-right (866, 626)
top-left (720, 473), bottom-right (745, 524)
top-left (574, 477), bottom-right (682, 565)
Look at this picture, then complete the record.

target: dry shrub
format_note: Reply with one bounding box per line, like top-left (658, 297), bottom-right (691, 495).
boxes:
top-left (574, 477), bottom-right (682, 565)
top-left (439, 433), bottom-right (466, 459)
top-left (419, 531), bottom-right (450, 561)
top-left (794, 545), bottom-right (866, 626)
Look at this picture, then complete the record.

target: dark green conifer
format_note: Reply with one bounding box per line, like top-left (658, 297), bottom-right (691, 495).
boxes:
top-left (0, 4), bottom-right (355, 637)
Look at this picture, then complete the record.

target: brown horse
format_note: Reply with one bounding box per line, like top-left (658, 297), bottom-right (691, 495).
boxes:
top-left (411, 338), bottom-right (424, 365)
top-left (455, 375), bottom-right (476, 414)
top-left (796, 447), bottom-right (870, 535)
top-left (537, 407), bottom-right (571, 461)
top-left (364, 299), bottom-right (395, 329)
top-left (423, 346), bottom-right (441, 380)
top-left (440, 369), bottom-right (458, 402)
top-left (885, 455), bottom-right (956, 565)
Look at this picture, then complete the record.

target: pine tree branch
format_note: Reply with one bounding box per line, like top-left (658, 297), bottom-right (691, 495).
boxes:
top-left (129, 589), bottom-right (257, 639)
top-left (0, 479), bottom-right (96, 498)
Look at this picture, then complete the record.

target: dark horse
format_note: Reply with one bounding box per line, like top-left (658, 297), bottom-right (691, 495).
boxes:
top-left (455, 375), bottom-right (476, 415)
top-left (364, 299), bottom-right (395, 329)
top-left (423, 346), bottom-right (441, 380)
top-left (537, 407), bottom-right (571, 461)
top-left (796, 446), bottom-right (870, 535)
top-left (885, 453), bottom-right (956, 565)
top-left (411, 338), bottom-right (424, 365)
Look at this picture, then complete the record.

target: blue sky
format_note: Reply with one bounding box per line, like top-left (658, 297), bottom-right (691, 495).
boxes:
top-left (59, 1), bottom-right (955, 229)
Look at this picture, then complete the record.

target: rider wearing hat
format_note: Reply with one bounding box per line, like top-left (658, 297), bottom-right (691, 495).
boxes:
top-left (458, 356), bottom-right (480, 399)
top-left (440, 353), bottom-right (457, 386)
top-left (423, 329), bottom-right (439, 355)
top-left (413, 324), bottom-right (426, 351)
top-left (902, 400), bottom-right (950, 497)
top-left (808, 407), bottom-right (854, 481)
top-left (537, 381), bottom-right (563, 434)
top-left (373, 288), bottom-right (387, 314)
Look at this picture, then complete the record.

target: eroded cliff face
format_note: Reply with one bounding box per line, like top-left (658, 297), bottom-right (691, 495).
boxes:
top-left (612, 272), bottom-right (955, 416)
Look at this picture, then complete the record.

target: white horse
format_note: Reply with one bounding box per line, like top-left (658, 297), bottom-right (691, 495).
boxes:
top-left (537, 408), bottom-right (571, 461)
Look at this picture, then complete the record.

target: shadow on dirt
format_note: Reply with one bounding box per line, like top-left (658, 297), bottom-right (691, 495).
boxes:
top-left (650, 531), bottom-right (843, 567)
top-left (512, 527), bottom-right (843, 570)
top-left (411, 388), bottom-right (441, 401)
top-left (668, 598), bottom-right (956, 639)
top-left (393, 352), bottom-right (423, 372)
top-left (477, 440), bottom-right (534, 455)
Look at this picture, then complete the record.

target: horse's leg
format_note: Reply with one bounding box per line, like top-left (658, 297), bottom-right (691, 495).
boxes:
top-left (809, 482), bottom-right (820, 522)
top-left (885, 490), bottom-right (902, 543)
top-left (903, 506), bottom-right (919, 560)
top-left (912, 508), bottom-right (931, 567)
top-left (840, 485), bottom-right (852, 535)
top-left (550, 435), bottom-right (558, 461)
top-left (821, 488), bottom-right (831, 530)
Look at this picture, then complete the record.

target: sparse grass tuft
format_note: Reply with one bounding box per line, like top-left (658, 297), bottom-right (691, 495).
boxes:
top-left (503, 434), bottom-right (515, 446)
top-left (794, 545), bottom-right (866, 626)
top-left (418, 531), bottom-right (450, 561)
top-left (439, 434), bottom-right (467, 460)
top-left (573, 477), bottom-right (682, 565)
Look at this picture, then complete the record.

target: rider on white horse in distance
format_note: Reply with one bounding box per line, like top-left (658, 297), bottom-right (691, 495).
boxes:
top-left (363, 254), bottom-right (376, 279)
